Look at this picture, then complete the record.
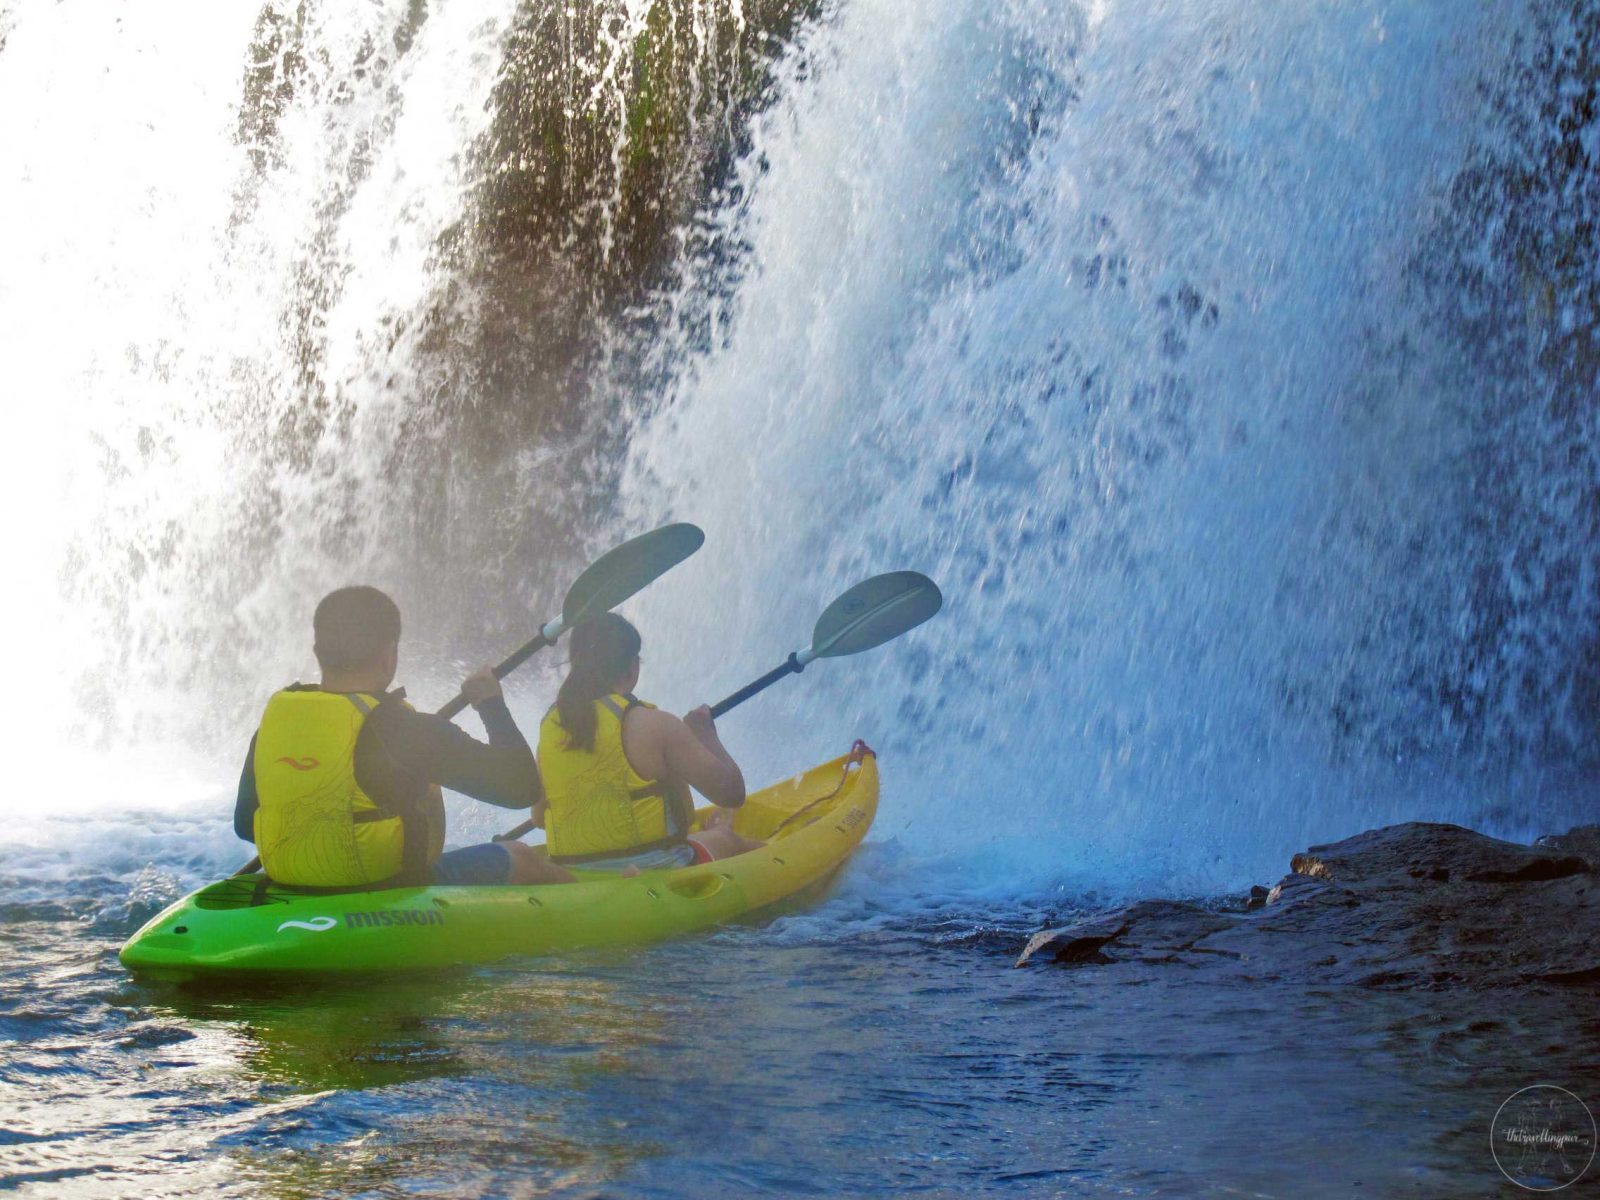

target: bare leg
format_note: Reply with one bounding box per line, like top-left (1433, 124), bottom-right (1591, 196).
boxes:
top-left (689, 825), bottom-right (766, 861)
top-left (503, 841), bottom-right (576, 885)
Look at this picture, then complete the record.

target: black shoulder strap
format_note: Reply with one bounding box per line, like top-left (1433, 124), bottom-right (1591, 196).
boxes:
top-left (356, 692), bottom-right (433, 885)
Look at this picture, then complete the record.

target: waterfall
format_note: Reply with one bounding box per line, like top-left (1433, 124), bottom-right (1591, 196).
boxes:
top-left (610, 0), bottom-right (1600, 893)
top-left (0, 0), bottom-right (1594, 898)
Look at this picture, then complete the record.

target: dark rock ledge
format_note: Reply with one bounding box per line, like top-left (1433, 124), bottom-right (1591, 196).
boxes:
top-left (1016, 823), bottom-right (1600, 989)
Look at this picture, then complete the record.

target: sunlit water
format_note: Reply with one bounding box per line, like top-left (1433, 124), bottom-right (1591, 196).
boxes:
top-left (2, 0), bottom-right (1597, 1193)
top-left (3, 877), bottom-right (1592, 1197)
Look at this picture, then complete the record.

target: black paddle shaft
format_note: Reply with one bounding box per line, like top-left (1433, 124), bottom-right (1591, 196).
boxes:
top-left (435, 631), bottom-right (556, 721)
top-left (709, 654), bottom-right (805, 720)
top-left (492, 817), bottom-right (538, 844)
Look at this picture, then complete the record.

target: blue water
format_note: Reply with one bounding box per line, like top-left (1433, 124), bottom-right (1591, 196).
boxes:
top-left (3, 864), bottom-right (1592, 1197)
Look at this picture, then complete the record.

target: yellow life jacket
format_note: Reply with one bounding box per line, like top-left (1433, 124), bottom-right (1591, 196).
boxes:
top-left (252, 688), bottom-right (411, 887)
top-left (538, 693), bottom-right (693, 863)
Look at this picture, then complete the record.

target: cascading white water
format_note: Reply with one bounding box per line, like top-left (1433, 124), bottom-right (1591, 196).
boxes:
top-left (614, 0), bottom-right (1599, 895)
top-left (0, 0), bottom-right (523, 843)
top-left (0, 0), bottom-right (1593, 901)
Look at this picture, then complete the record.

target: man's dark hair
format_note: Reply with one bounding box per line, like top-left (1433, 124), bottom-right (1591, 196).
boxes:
top-left (313, 586), bottom-right (401, 671)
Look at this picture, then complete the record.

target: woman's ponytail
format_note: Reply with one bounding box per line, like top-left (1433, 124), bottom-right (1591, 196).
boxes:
top-left (555, 613), bottom-right (642, 750)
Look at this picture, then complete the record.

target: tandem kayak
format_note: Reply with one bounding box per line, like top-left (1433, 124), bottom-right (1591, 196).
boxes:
top-left (120, 746), bottom-right (878, 981)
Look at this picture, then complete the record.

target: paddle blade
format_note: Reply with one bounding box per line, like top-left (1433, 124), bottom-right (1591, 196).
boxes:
top-left (810, 571), bottom-right (943, 659)
top-left (561, 522), bottom-right (705, 625)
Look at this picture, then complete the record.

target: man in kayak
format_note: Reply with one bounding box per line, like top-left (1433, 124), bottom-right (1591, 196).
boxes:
top-left (233, 586), bottom-right (573, 888)
top-left (538, 612), bottom-right (764, 872)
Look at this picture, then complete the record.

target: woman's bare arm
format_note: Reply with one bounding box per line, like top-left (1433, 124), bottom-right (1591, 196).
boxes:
top-left (627, 706), bottom-right (746, 808)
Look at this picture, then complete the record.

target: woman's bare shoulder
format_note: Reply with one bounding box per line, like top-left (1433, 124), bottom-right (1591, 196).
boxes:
top-left (621, 704), bottom-right (683, 777)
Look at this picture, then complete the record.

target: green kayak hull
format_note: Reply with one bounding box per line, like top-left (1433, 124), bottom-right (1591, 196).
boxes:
top-left (120, 748), bottom-right (878, 981)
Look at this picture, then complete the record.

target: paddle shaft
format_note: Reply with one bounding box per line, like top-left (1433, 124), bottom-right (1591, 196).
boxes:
top-left (709, 652), bottom-right (812, 719)
top-left (435, 624), bottom-right (561, 720)
top-left (493, 816), bottom-right (539, 843)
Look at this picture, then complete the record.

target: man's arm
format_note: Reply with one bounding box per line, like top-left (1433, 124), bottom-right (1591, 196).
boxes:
top-left (361, 682), bottom-right (542, 811)
top-left (433, 694), bottom-right (544, 809)
top-left (233, 735), bottom-right (259, 842)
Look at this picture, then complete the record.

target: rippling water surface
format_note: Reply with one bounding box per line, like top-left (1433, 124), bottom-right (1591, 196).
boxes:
top-left (3, 845), bottom-right (1592, 1199)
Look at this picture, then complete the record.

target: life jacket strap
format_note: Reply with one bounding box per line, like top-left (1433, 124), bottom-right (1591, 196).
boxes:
top-left (597, 694), bottom-right (688, 831)
top-left (344, 689), bottom-right (428, 882)
top-left (344, 692), bottom-right (399, 826)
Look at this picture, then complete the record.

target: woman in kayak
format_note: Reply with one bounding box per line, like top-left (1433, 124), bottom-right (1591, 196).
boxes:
top-left (538, 613), bottom-right (765, 872)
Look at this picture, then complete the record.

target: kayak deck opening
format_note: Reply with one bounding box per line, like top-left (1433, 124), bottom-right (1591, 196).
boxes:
top-left (666, 874), bottom-right (726, 900)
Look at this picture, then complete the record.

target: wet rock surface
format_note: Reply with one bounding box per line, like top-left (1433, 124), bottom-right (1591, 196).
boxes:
top-left (1018, 822), bottom-right (1600, 989)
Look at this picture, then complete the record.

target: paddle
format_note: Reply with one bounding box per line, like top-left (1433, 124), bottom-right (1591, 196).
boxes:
top-left (435, 522), bottom-right (705, 719)
top-left (709, 570), bottom-right (943, 717)
top-left (233, 522), bottom-right (705, 874)
top-left (489, 569), bottom-right (942, 845)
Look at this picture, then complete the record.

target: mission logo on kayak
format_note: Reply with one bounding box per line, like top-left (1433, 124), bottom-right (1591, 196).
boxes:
top-left (344, 909), bottom-right (445, 930)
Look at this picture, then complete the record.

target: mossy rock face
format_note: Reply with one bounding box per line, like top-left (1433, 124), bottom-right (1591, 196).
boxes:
top-left (219, 2), bottom-right (825, 665)
top-left (232, 0), bottom-right (817, 427)
top-left (414, 0), bottom-right (825, 651)
top-left (452, 0), bottom-right (825, 490)
top-left (473, 0), bottom-right (819, 307)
